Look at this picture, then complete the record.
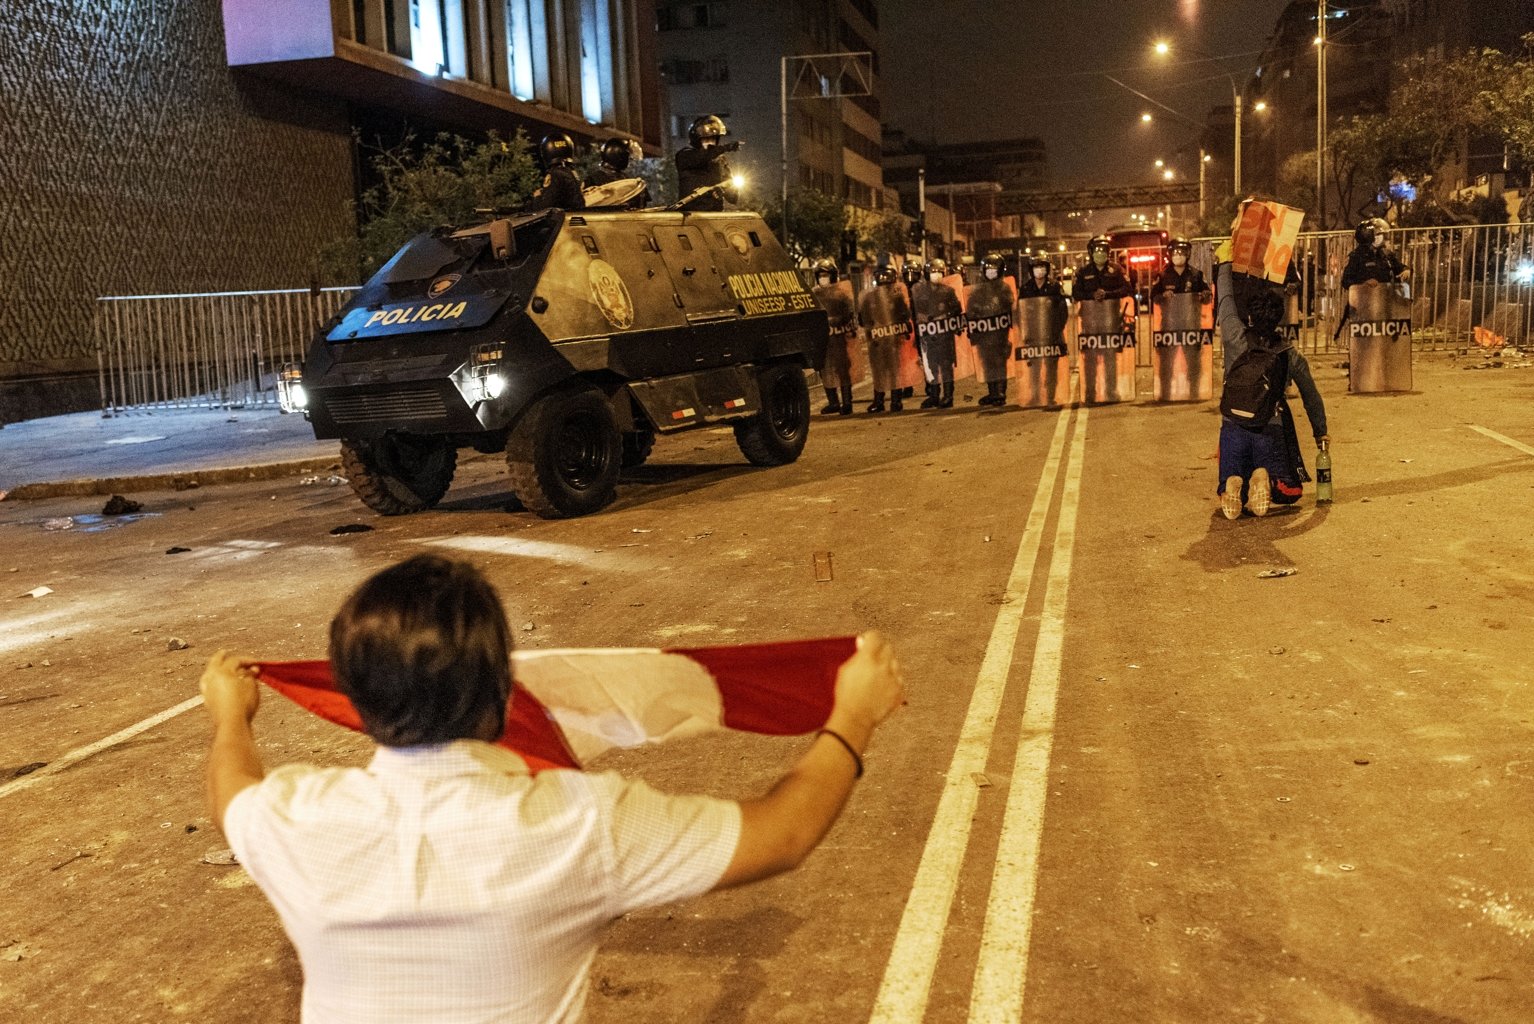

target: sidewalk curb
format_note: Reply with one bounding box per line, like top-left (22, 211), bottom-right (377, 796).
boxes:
top-left (1, 457), bottom-right (341, 502)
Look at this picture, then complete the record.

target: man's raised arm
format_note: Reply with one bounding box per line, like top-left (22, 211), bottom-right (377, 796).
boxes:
top-left (200, 651), bottom-right (266, 830)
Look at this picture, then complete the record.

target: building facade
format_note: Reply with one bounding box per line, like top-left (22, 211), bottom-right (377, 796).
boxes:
top-left (654, 0), bottom-right (886, 215)
top-left (2, 0), bottom-right (661, 422)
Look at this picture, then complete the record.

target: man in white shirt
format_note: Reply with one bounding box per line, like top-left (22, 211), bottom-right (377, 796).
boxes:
top-left (201, 554), bottom-right (903, 1024)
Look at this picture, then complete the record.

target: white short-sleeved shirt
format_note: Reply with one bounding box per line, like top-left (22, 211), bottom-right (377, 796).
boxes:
top-left (223, 740), bottom-right (741, 1024)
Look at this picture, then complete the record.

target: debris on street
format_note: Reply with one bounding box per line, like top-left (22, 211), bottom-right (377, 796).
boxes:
top-left (101, 495), bottom-right (143, 516)
top-left (201, 849), bottom-right (239, 866)
top-left (329, 524), bottom-right (373, 535)
top-left (165, 546), bottom-right (191, 555)
top-left (813, 552), bottom-right (833, 583)
top-left (22, 586), bottom-right (53, 598)
top-left (166, 637), bottom-right (191, 651)
top-left (1257, 568), bottom-right (1298, 579)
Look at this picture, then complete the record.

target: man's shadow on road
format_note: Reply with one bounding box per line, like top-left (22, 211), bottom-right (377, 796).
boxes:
top-left (1181, 457), bottom-right (1534, 572)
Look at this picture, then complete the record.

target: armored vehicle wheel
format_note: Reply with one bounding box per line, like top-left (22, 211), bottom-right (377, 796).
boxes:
top-left (734, 364), bottom-right (811, 466)
top-left (340, 434), bottom-right (457, 515)
top-left (621, 428), bottom-right (656, 469)
top-left (507, 389), bottom-right (622, 518)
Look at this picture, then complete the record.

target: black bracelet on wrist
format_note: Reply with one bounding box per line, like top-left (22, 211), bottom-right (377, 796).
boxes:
top-left (817, 728), bottom-right (864, 779)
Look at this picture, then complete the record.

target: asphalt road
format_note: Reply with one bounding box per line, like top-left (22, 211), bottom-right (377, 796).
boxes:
top-left (2, 356), bottom-right (1532, 1023)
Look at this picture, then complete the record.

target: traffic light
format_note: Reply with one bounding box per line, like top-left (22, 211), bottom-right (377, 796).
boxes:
top-left (908, 218), bottom-right (924, 247)
top-left (840, 230), bottom-right (857, 264)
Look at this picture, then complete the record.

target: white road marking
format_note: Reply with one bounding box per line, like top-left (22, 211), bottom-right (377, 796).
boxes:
top-left (868, 407), bottom-right (1075, 1024)
top-left (0, 695), bottom-right (204, 801)
top-left (1469, 424), bottom-right (1534, 459)
top-left (968, 406), bottom-right (1089, 1023)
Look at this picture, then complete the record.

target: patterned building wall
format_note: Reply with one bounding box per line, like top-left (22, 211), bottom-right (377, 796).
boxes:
top-left (0, 0), bottom-right (356, 413)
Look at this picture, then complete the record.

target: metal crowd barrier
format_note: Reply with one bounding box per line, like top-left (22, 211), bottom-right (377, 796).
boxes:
top-left (95, 287), bottom-right (357, 415)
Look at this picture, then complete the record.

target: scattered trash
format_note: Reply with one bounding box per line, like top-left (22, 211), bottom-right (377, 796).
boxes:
top-left (22, 586), bottom-right (53, 599)
top-left (983, 535), bottom-right (992, 543)
top-left (521, 622), bottom-right (536, 632)
top-left (1128, 663), bottom-right (1141, 670)
top-left (1256, 568), bottom-right (1298, 579)
top-left (970, 772), bottom-right (993, 788)
top-left (329, 524), bottom-right (373, 535)
top-left (165, 546), bottom-right (192, 555)
top-left (10, 762), bottom-right (46, 779)
top-left (1354, 759), bottom-right (1370, 766)
top-left (104, 435), bottom-right (166, 446)
top-left (1269, 646), bottom-right (1286, 655)
top-left (1372, 617), bottom-right (1391, 623)
top-left (1338, 864), bottom-right (1356, 872)
top-left (49, 851), bottom-right (91, 871)
top-left (630, 528), bottom-right (652, 534)
top-left (185, 824), bottom-right (199, 833)
top-left (166, 637), bottom-right (191, 652)
top-left (301, 475), bottom-right (347, 486)
top-left (41, 517), bottom-right (75, 531)
top-left (1276, 796), bottom-right (1292, 803)
top-left (813, 552), bottom-right (834, 583)
top-left (101, 495), bottom-right (143, 516)
top-left (1, 942), bottom-right (40, 962)
top-left (1399, 458), bottom-right (1413, 464)
top-left (201, 848), bottom-right (239, 866)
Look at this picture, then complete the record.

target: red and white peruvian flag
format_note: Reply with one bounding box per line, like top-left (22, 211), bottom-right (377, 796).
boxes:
top-left (257, 637), bottom-right (855, 772)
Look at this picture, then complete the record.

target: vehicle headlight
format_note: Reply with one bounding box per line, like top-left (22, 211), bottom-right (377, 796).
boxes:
top-left (485, 373), bottom-right (506, 399)
top-left (277, 362), bottom-right (308, 413)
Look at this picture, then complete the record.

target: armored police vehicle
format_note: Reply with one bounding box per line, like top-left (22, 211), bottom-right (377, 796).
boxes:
top-left (280, 185), bottom-right (827, 518)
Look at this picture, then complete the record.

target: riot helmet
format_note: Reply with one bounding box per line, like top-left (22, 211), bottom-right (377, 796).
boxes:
top-left (599, 137), bottom-right (634, 172)
top-left (539, 132), bottom-right (575, 169)
top-left (688, 114), bottom-right (729, 148)
top-left (902, 262), bottom-right (923, 285)
top-left (981, 253), bottom-right (1005, 281)
top-left (926, 258), bottom-right (948, 282)
top-left (1087, 235), bottom-right (1111, 268)
top-left (1166, 236), bottom-right (1192, 267)
top-left (1355, 217), bottom-right (1390, 247)
top-left (812, 258), bottom-right (838, 285)
top-left (1028, 254), bottom-right (1051, 280)
top-left (875, 264), bottom-right (899, 286)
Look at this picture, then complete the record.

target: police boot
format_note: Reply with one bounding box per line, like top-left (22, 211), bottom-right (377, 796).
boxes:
top-left (838, 388), bottom-right (854, 415)
top-left (978, 382), bottom-right (1000, 407)
top-left (866, 392), bottom-right (886, 414)
top-left (920, 382), bottom-right (940, 409)
top-left (890, 390), bottom-right (904, 412)
top-left (996, 379), bottom-right (1009, 406)
top-left (820, 387), bottom-right (840, 415)
top-left (939, 381), bottom-right (955, 408)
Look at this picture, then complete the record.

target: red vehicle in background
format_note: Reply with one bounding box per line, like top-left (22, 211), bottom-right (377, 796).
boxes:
top-left (1108, 227), bottom-right (1169, 311)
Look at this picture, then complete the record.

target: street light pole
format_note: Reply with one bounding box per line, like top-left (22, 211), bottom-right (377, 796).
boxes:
top-left (1316, 0), bottom-right (1328, 229)
top-left (1231, 78), bottom-right (1242, 197)
top-left (1199, 146), bottom-right (1207, 221)
top-left (780, 56), bottom-right (790, 252)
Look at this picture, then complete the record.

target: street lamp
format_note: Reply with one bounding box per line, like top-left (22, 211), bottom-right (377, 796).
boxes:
top-left (1152, 39), bottom-right (1254, 196)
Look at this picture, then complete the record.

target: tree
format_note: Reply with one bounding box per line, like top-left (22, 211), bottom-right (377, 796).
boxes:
top-left (844, 207), bottom-right (912, 264)
top-left (318, 130), bottom-right (542, 283)
top-left (760, 188), bottom-right (848, 264)
top-left (1482, 33), bottom-right (1534, 170)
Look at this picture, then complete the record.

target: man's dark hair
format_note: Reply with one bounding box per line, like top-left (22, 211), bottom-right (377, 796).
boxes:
top-left (1244, 287), bottom-right (1287, 341)
top-left (329, 555), bottom-right (513, 746)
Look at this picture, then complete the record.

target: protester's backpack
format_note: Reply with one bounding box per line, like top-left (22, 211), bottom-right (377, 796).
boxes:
top-left (1220, 344), bottom-right (1288, 430)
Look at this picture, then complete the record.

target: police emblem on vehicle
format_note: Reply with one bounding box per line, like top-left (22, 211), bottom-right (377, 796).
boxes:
top-left (587, 259), bottom-right (635, 330)
top-left (428, 273), bottom-right (461, 299)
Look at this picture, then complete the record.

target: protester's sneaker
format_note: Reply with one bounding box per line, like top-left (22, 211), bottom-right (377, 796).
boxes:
top-left (1221, 476), bottom-right (1244, 520)
top-left (1248, 468), bottom-right (1271, 517)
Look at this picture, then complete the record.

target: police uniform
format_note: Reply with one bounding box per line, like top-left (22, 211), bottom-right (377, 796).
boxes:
top-left (1073, 259), bottom-right (1134, 301)
top-left (1156, 264), bottom-right (1208, 294)
top-left (814, 282), bottom-right (857, 414)
top-left (1340, 245), bottom-right (1406, 288)
top-left (527, 165), bottom-right (586, 211)
top-left (675, 145), bottom-right (734, 211)
top-left (858, 279), bottom-right (911, 413)
top-left (911, 278), bottom-right (962, 407)
top-left (586, 164), bottom-right (623, 187)
top-left (966, 275), bottom-right (1014, 405)
top-left (1017, 276), bottom-right (1067, 406)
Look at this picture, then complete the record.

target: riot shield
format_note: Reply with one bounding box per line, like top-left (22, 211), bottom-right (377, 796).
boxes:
top-left (1150, 292), bottom-right (1213, 402)
top-left (859, 285), bottom-right (909, 394)
top-left (1346, 282), bottom-right (1412, 393)
top-left (963, 278), bottom-right (1016, 385)
top-left (912, 280), bottom-right (965, 387)
top-left (1076, 297), bottom-right (1137, 404)
top-left (1014, 295), bottom-right (1070, 408)
top-left (896, 283), bottom-right (924, 393)
top-left (946, 273), bottom-right (978, 381)
top-left (813, 280), bottom-right (859, 391)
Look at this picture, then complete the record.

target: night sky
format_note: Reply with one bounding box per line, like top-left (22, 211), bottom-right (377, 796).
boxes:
top-left (880, 0), bottom-right (1295, 188)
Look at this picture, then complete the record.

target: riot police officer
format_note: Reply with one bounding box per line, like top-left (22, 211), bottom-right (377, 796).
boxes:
top-left (675, 115), bottom-right (740, 212)
top-left (1074, 235), bottom-right (1134, 301)
top-left (1341, 217), bottom-right (1408, 288)
top-left (812, 259), bottom-right (856, 415)
top-left (966, 254), bottom-right (1014, 407)
top-left (912, 258), bottom-right (962, 408)
top-left (858, 264), bottom-right (911, 413)
top-left (527, 132), bottom-right (586, 211)
top-left (588, 137), bottom-right (636, 187)
top-left (1156, 237), bottom-right (1210, 296)
top-left (1018, 254), bottom-right (1063, 299)
top-left (1016, 255), bottom-right (1068, 406)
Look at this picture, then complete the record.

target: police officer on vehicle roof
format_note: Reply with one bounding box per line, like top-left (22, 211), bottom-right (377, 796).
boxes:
top-left (1341, 217), bottom-right (1408, 288)
top-left (527, 132), bottom-right (586, 211)
top-left (912, 258), bottom-right (962, 409)
top-left (675, 114), bottom-right (740, 212)
top-left (1074, 235), bottom-right (1134, 302)
top-left (1157, 237), bottom-right (1209, 296)
top-left (588, 137), bottom-right (636, 187)
top-left (811, 259), bottom-right (857, 416)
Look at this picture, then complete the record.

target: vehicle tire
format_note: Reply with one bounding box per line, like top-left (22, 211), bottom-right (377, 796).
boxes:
top-left (621, 428), bottom-right (656, 469)
top-left (506, 388), bottom-right (622, 518)
top-left (734, 364), bottom-right (811, 466)
top-left (340, 433), bottom-right (457, 515)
